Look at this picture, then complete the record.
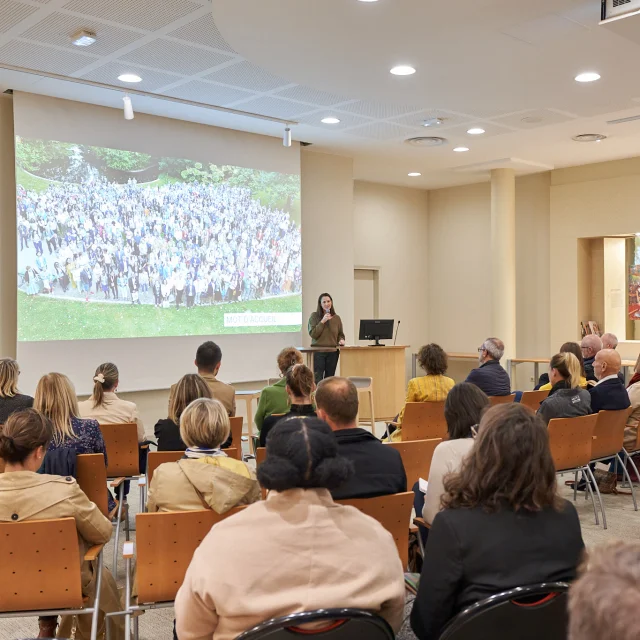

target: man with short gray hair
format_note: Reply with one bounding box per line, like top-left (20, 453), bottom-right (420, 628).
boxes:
top-left (580, 334), bottom-right (602, 383)
top-left (601, 332), bottom-right (619, 350)
top-left (464, 337), bottom-right (511, 397)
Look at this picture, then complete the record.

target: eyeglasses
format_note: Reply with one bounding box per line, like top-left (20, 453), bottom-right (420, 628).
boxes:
top-left (477, 347), bottom-right (485, 353)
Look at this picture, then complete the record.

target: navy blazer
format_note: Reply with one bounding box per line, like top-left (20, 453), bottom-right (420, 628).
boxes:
top-left (465, 359), bottom-right (511, 397)
top-left (588, 377), bottom-right (631, 414)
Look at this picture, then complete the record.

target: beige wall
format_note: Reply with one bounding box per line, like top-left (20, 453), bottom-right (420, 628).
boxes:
top-left (353, 181), bottom-right (429, 379)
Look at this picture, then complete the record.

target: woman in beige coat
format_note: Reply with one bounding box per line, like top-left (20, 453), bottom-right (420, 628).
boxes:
top-left (175, 416), bottom-right (406, 640)
top-left (0, 409), bottom-right (123, 640)
top-left (147, 398), bottom-right (260, 513)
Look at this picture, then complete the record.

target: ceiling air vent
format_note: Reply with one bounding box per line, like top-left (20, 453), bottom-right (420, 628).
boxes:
top-left (572, 134), bottom-right (607, 143)
top-left (405, 136), bottom-right (447, 147)
top-left (602, 0), bottom-right (640, 22)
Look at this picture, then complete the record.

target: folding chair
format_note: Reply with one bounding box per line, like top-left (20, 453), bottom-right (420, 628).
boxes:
top-left (398, 401), bottom-right (447, 441)
top-left (0, 518), bottom-right (105, 640)
top-left (337, 492), bottom-right (413, 570)
top-left (547, 414), bottom-right (603, 527)
top-left (236, 609), bottom-right (395, 639)
top-left (76, 453), bottom-right (121, 520)
top-left (488, 394), bottom-right (516, 406)
top-left (520, 390), bottom-right (549, 412)
top-left (439, 582), bottom-right (569, 640)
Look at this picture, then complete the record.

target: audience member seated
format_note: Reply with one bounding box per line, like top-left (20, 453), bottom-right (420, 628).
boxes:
top-left (254, 347), bottom-right (303, 432)
top-left (147, 398), bottom-right (259, 513)
top-left (315, 376), bottom-right (406, 499)
top-left (628, 353), bottom-right (640, 388)
top-left (601, 332), bottom-right (619, 351)
top-left (625, 355), bottom-right (640, 453)
top-left (175, 417), bottom-right (406, 639)
top-left (155, 374), bottom-right (212, 451)
top-left (589, 349), bottom-right (631, 413)
top-left (410, 404), bottom-right (585, 640)
top-left (536, 342), bottom-right (587, 390)
top-left (78, 362), bottom-right (145, 442)
top-left (421, 383), bottom-right (489, 526)
top-left (388, 343), bottom-right (455, 442)
top-left (0, 358), bottom-right (33, 424)
top-left (537, 353), bottom-right (591, 424)
top-left (259, 364), bottom-right (316, 447)
top-left (169, 341), bottom-right (236, 417)
top-left (568, 541), bottom-right (640, 640)
top-left (465, 337), bottom-right (511, 396)
top-left (581, 334), bottom-right (603, 383)
top-left (0, 410), bottom-right (124, 640)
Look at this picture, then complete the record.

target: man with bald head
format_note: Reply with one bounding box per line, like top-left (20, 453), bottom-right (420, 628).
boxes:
top-left (581, 334), bottom-right (603, 383)
top-left (588, 349), bottom-right (631, 414)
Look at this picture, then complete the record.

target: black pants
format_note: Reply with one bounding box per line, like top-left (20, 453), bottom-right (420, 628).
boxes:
top-left (314, 350), bottom-right (340, 384)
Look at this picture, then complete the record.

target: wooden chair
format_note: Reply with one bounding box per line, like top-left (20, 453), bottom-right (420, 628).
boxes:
top-left (228, 416), bottom-right (243, 460)
top-left (76, 453), bottom-right (121, 520)
top-left (255, 447), bottom-right (268, 499)
top-left (0, 518), bottom-right (105, 640)
top-left (488, 394), bottom-right (516, 406)
top-left (520, 390), bottom-right (549, 412)
top-left (400, 402), bottom-right (447, 441)
top-left (385, 439), bottom-right (442, 487)
top-left (591, 408), bottom-right (636, 511)
top-left (547, 414), bottom-right (603, 527)
top-left (337, 492), bottom-right (414, 570)
top-left (623, 424), bottom-right (640, 484)
top-left (348, 376), bottom-right (375, 430)
top-left (0, 458), bottom-right (5, 474)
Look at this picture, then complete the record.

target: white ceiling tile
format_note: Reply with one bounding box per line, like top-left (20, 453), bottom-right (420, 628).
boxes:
top-left (167, 14), bottom-right (236, 53)
top-left (346, 121), bottom-right (416, 140)
top-left (272, 85), bottom-right (349, 106)
top-left (0, 0), bottom-right (38, 33)
top-left (338, 100), bottom-right (424, 119)
top-left (78, 61), bottom-right (181, 91)
top-left (119, 39), bottom-right (233, 76)
top-left (21, 12), bottom-right (145, 56)
top-left (226, 95), bottom-right (310, 118)
top-left (501, 13), bottom-right (588, 45)
top-left (491, 108), bottom-right (576, 129)
top-left (203, 60), bottom-right (290, 92)
top-left (62, 0), bottom-right (203, 31)
top-left (161, 80), bottom-right (254, 106)
top-left (443, 122), bottom-right (514, 140)
top-left (296, 110), bottom-right (373, 130)
top-left (390, 109), bottom-right (473, 130)
top-left (0, 39), bottom-right (97, 74)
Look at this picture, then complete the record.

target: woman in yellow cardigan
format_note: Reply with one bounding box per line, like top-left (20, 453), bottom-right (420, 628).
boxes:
top-left (537, 342), bottom-right (588, 390)
top-left (388, 343), bottom-right (455, 442)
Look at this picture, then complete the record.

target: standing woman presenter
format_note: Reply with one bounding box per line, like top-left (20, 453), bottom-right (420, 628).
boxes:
top-left (308, 292), bottom-right (345, 383)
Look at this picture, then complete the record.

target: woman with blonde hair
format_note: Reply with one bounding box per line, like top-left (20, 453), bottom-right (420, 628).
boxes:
top-left (537, 352), bottom-right (591, 424)
top-left (254, 347), bottom-right (303, 432)
top-left (78, 362), bottom-right (145, 442)
top-left (154, 373), bottom-right (212, 451)
top-left (0, 358), bottom-right (33, 424)
top-left (147, 398), bottom-right (259, 513)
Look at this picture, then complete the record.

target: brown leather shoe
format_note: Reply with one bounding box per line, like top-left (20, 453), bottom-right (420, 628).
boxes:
top-left (37, 615), bottom-right (58, 638)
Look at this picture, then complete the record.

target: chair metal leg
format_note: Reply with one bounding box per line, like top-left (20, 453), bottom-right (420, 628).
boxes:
top-left (124, 556), bottom-right (132, 640)
top-left (133, 614), bottom-right (139, 640)
top-left (581, 468), bottom-right (599, 526)
top-left (124, 501), bottom-right (130, 541)
top-left (139, 481), bottom-right (145, 514)
top-left (585, 465), bottom-right (607, 529)
top-left (624, 450), bottom-right (640, 487)
top-left (112, 483), bottom-right (124, 579)
top-left (618, 453), bottom-right (638, 510)
top-left (573, 470), bottom-right (578, 502)
top-left (90, 552), bottom-right (104, 640)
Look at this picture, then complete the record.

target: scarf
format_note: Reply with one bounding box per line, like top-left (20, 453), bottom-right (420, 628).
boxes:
top-left (184, 446), bottom-right (227, 459)
top-left (628, 372), bottom-right (640, 389)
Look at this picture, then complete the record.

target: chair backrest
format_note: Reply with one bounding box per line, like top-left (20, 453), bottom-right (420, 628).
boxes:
top-left (385, 439), bottom-right (442, 486)
top-left (256, 446), bottom-right (267, 467)
top-left (337, 492), bottom-right (413, 569)
top-left (76, 453), bottom-right (109, 517)
top-left (548, 414), bottom-right (598, 471)
top-left (236, 609), bottom-right (395, 640)
top-left (229, 416), bottom-right (243, 460)
top-left (520, 390), bottom-right (549, 412)
top-left (348, 376), bottom-right (373, 390)
top-left (401, 402), bottom-right (448, 441)
top-left (99, 422), bottom-right (139, 477)
top-left (0, 518), bottom-right (83, 612)
top-left (439, 582), bottom-right (569, 640)
top-left (592, 408), bottom-right (633, 460)
top-left (136, 508), bottom-right (244, 604)
top-left (488, 394), bottom-right (516, 406)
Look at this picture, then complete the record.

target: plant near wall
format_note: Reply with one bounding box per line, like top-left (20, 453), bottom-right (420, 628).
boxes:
top-left (15, 137), bottom-right (74, 172)
top-left (92, 147), bottom-right (154, 171)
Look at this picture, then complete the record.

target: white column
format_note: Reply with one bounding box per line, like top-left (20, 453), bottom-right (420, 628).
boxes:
top-left (491, 168), bottom-right (516, 361)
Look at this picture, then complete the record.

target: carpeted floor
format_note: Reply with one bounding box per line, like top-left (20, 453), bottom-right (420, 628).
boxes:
top-left (2, 460), bottom-right (639, 640)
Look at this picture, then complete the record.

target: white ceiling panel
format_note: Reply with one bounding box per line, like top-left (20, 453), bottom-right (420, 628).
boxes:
top-left (161, 79), bottom-right (254, 106)
top-left (204, 60), bottom-right (291, 93)
top-left (167, 14), bottom-right (236, 53)
top-left (346, 121), bottom-right (416, 141)
top-left (389, 109), bottom-right (474, 130)
top-left (0, 39), bottom-right (98, 74)
top-left (0, 0), bottom-right (37, 34)
top-left (491, 108), bottom-right (576, 129)
top-left (295, 110), bottom-right (373, 130)
top-left (272, 85), bottom-right (350, 107)
top-left (226, 95), bottom-right (312, 119)
top-left (338, 100), bottom-right (424, 120)
top-left (78, 61), bottom-right (181, 91)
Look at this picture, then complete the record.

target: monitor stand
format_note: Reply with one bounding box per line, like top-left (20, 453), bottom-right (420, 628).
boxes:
top-left (369, 336), bottom-right (384, 347)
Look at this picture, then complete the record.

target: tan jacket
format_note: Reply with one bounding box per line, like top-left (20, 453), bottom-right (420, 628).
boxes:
top-left (169, 372), bottom-right (236, 417)
top-left (147, 456), bottom-right (260, 513)
top-left (175, 488), bottom-right (406, 640)
top-left (422, 438), bottom-right (474, 525)
top-left (78, 391), bottom-right (146, 442)
top-left (625, 382), bottom-right (640, 449)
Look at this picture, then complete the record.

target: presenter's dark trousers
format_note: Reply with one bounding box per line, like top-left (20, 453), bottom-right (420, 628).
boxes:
top-left (314, 350), bottom-right (339, 383)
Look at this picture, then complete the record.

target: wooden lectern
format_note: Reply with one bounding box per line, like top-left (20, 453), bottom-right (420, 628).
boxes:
top-left (339, 346), bottom-right (408, 421)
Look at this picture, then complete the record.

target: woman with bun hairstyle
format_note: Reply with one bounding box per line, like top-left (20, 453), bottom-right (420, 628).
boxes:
top-left (259, 363), bottom-right (316, 447)
top-left (175, 417), bottom-right (406, 640)
top-left (308, 293), bottom-right (345, 383)
top-left (0, 409), bottom-right (124, 640)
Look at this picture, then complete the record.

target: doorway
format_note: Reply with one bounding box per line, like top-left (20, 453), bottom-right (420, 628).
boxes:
top-left (354, 268), bottom-right (380, 344)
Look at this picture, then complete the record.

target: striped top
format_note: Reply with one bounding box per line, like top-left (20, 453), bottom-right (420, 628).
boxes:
top-left (397, 374), bottom-right (455, 425)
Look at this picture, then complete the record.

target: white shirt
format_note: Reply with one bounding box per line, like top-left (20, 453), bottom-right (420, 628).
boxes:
top-left (596, 374), bottom-right (619, 386)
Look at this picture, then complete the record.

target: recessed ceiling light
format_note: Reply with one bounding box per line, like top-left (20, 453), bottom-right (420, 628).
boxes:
top-left (390, 65), bottom-right (416, 76)
top-left (575, 72), bottom-right (601, 83)
top-left (572, 133), bottom-right (607, 143)
top-left (358, 0), bottom-right (379, 2)
top-left (423, 117), bottom-right (444, 127)
top-left (321, 117), bottom-right (340, 124)
top-left (453, 146), bottom-right (469, 152)
top-left (467, 127), bottom-right (485, 135)
top-left (70, 29), bottom-right (97, 47)
top-left (408, 172), bottom-right (421, 177)
top-left (118, 73), bottom-right (142, 83)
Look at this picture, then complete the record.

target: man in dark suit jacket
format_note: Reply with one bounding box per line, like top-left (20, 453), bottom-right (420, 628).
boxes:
top-left (465, 337), bottom-right (511, 397)
top-left (315, 377), bottom-right (406, 500)
top-left (589, 349), bottom-right (631, 413)
top-left (582, 333), bottom-right (624, 385)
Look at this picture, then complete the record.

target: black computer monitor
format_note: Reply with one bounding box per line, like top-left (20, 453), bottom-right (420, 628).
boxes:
top-left (359, 319), bottom-right (394, 346)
